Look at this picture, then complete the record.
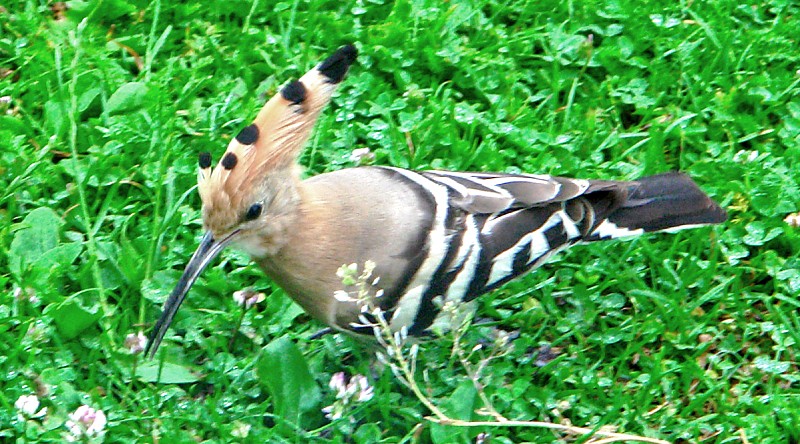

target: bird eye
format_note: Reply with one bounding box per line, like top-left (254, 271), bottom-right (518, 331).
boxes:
top-left (244, 203), bottom-right (263, 221)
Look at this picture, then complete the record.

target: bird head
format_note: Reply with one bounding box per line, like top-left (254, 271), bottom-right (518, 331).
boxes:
top-left (145, 45), bottom-right (358, 358)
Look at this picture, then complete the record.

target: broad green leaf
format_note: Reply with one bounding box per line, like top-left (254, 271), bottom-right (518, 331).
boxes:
top-left (141, 269), bottom-right (181, 304)
top-left (107, 82), bottom-right (148, 114)
top-left (78, 86), bottom-right (101, 112)
top-left (754, 356), bottom-right (790, 374)
top-left (40, 366), bottom-right (78, 385)
top-left (43, 100), bottom-right (66, 136)
top-left (32, 243), bottom-right (83, 271)
top-left (255, 336), bottom-right (321, 428)
top-left (0, 115), bottom-right (29, 136)
top-left (431, 381), bottom-right (478, 444)
top-left (354, 423), bottom-right (383, 444)
top-left (9, 207), bottom-right (62, 277)
top-left (742, 221), bottom-right (782, 246)
top-left (44, 299), bottom-right (102, 340)
top-left (135, 361), bottom-right (202, 384)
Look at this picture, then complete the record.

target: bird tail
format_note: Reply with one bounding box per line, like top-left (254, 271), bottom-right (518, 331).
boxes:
top-left (588, 172), bottom-right (727, 241)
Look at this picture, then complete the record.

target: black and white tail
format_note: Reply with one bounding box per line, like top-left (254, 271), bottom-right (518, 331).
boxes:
top-left (587, 172), bottom-right (728, 241)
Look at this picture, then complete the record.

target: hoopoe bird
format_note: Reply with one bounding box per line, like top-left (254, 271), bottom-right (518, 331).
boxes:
top-left (145, 45), bottom-right (727, 358)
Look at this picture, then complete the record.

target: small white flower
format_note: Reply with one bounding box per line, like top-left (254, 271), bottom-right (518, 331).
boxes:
top-left (230, 421), bottom-right (251, 438)
top-left (322, 372), bottom-right (374, 420)
top-left (321, 404), bottom-right (341, 420)
top-left (352, 375), bottom-right (374, 401)
top-left (333, 290), bottom-right (354, 302)
top-left (65, 405), bottom-right (106, 439)
top-left (15, 395), bottom-right (47, 419)
top-left (733, 149), bottom-right (759, 163)
top-left (349, 147), bottom-right (375, 164)
top-left (124, 332), bottom-right (147, 354)
top-left (15, 395), bottom-right (38, 415)
top-left (329, 372), bottom-right (347, 394)
top-left (13, 287), bottom-right (39, 304)
top-left (785, 212), bottom-right (800, 228)
top-left (336, 263), bottom-right (358, 278)
top-left (232, 289), bottom-right (265, 309)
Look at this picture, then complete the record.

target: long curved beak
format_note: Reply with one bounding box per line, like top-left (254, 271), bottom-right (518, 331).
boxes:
top-left (145, 230), bottom-right (237, 359)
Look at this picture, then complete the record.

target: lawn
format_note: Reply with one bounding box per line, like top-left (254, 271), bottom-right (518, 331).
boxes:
top-left (2, 0), bottom-right (799, 442)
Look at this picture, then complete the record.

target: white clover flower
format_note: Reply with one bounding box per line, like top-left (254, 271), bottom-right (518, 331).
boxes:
top-left (329, 372), bottom-right (347, 394)
top-left (321, 404), bottom-right (342, 420)
top-left (13, 286), bottom-right (39, 304)
top-left (15, 395), bottom-right (39, 415)
top-left (15, 394), bottom-right (47, 419)
top-left (232, 289), bottom-right (265, 309)
top-left (230, 421), bottom-right (251, 438)
top-left (348, 147), bottom-right (375, 164)
top-left (65, 405), bottom-right (106, 440)
top-left (322, 372), bottom-right (374, 420)
top-left (785, 212), bottom-right (800, 228)
top-left (124, 332), bottom-right (147, 354)
top-left (352, 375), bottom-right (374, 402)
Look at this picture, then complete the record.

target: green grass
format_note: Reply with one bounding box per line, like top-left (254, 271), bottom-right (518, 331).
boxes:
top-left (2, 0), bottom-right (799, 442)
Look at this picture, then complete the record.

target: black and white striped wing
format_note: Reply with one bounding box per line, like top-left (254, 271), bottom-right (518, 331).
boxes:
top-left (371, 167), bottom-right (629, 335)
top-left (421, 170), bottom-right (629, 294)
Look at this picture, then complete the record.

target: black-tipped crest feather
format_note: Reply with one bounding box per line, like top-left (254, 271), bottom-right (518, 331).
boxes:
top-left (317, 44), bottom-right (358, 83)
top-left (235, 124), bottom-right (259, 145)
top-left (198, 152), bottom-right (212, 169)
top-left (281, 80), bottom-right (307, 104)
top-left (221, 152), bottom-right (238, 169)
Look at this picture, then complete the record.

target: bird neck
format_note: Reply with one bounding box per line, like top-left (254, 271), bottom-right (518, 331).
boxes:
top-left (251, 176), bottom-right (363, 327)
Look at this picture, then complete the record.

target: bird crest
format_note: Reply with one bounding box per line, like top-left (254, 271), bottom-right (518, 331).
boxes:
top-left (196, 45), bottom-right (357, 235)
